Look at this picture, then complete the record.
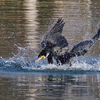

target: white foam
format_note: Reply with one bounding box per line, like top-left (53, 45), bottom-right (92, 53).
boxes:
top-left (1, 47), bottom-right (100, 72)
top-left (21, 57), bottom-right (100, 72)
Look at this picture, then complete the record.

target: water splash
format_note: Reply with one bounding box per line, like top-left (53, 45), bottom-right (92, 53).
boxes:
top-left (0, 47), bottom-right (100, 73)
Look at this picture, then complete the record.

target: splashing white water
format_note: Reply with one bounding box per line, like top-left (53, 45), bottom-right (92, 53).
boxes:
top-left (0, 47), bottom-right (100, 72)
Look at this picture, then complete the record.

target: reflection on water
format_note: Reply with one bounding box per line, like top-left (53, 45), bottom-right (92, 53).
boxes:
top-left (0, 0), bottom-right (100, 100)
top-left (0, 73), bottom-right (100, 100)
top-left (0, 0), bottom-right (100, 58)
top-left (0, 0), bottom-right (26, 58)
top-left (24, 0), bottom-right (39, 49)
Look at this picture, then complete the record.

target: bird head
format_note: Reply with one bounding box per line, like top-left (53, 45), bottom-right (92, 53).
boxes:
top-left (35, 49), bottom-right (50, 63)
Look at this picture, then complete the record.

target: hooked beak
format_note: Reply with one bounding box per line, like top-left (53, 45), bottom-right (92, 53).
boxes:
top-left (35, 53), bottom-right (49, 63)
top-left (35, 55), bottom-right (46, 63)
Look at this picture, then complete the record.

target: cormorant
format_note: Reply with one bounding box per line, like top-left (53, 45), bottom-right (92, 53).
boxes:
top-left (41, 18), bottom-right (68, 49)
top-left (35, 18), bottom-right (100, 65)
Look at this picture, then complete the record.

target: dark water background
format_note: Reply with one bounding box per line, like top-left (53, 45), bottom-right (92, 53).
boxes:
top-left (0, 0), bottom-right (100, 100)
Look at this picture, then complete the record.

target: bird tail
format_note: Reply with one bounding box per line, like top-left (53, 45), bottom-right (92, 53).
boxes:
top-left (92, 28), bottom-right (100, 43)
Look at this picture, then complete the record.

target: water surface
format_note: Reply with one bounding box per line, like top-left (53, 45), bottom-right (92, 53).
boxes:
top-left (0, 0), bottom-right (100, 100)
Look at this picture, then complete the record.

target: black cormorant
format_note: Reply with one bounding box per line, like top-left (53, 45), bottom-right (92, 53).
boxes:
top-left (35, 18), bottom-right (100, 65)
top-left (41, 18), bottom-right (68, 49)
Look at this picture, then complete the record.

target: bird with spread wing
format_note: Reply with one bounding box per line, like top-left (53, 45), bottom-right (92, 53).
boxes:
top-left (35, 18), bottom-right (100, 65)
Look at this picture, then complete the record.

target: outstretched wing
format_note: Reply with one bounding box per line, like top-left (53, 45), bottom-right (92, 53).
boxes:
top-left (49, 18), bottom-right (65, 34)
top-left (70, 29), bottom-right (100, 57)
top-left (41, 18), bottom-right (68, 48)
top-left (70, 40), bottom-right (93, 57)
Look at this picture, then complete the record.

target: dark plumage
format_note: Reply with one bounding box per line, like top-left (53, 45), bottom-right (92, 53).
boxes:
top-left (41, 18), bottom-right (68, 48)
top-left (55, 29), bottom-right (100, 64)
top-left (70, 29), bottom-right (100, 57)
top-left (35, 18), bottom-right (100, 65)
